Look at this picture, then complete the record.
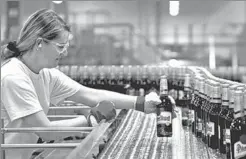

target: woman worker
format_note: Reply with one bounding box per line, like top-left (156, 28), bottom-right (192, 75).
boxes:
top-left (1, 8), bottom-right (175, 159)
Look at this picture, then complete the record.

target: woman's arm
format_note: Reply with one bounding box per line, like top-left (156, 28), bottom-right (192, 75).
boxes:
top-left (22, 111), bottom-right (89, 141)
top-left (66, 85), bottom-right (138, 109)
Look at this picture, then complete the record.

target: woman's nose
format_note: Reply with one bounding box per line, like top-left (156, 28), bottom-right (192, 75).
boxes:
top-left (60, 50), bottom-right (68, 57)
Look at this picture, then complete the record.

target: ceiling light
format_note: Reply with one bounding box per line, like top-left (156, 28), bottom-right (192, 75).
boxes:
top-left (169, 1), bottom-right (179, 16)
top-left (53, 1), bottom-right (63, 4)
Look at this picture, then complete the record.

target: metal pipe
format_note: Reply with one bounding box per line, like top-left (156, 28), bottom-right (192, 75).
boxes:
top-left (2, 127), bottom-right (93, 133)
top-left (1, 119), bottom-right (5, 159)
top-left (47, 115), bottom-right (81, 119)
top-left (1, 143), bottom-right (79, 149)
top-left (49, 106), bottom-right (89, 110)
top-left (48, 115), bottom-right (82, 121)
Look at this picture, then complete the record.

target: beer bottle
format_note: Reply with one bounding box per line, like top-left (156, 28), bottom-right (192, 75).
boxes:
top-left (218, 83), bottom-right (230, 154)
top-left (90, 66), bottom-right (98, 89)
top-left (158, 66), bottom-right (167, 94)
top-left (117, 66), bottom-right (125, 94)
top-left (148, 66), bottom-right (158, 94)
top-left (134, 66), bottom-right (141, 96)
top-left (195, 77), bottom-right (204, 138)
top-left (157, 75), bottom-right (173, 137)
top-left (108, 66), bottom-right (117, 92)
top-left (230, 90), bottom-right (245, 159)
top-left (207, 81), bottom-right (221, 150)
top-left (225, 85), bottom-right (238, 159)
top-left (190, 76), bottom-right (199, 133)
top-left (140, 66), bottom-right (148, 96)
top-left (202, 79), bottom-right (209, 144)
top-left (125, 66), bottom-right (135, 96)
top-left (78, 66), bottom-right (84, 85)
top-left (199, 78), bottom-right (206, 141)
top-left (81, 66), bottom-right (90, 87)
top-left (180, 74), bottom-right (191, 127)
top-left (169, 67), bottom-right (178, 102)
top-left (98, 66), bottom-right (107, 90)
top-left (70, 65), bottom-right (79, 82)
top-left (177, 67), bottom-right (185, 107)
top-left (205, 80), bottom-right (212, 145)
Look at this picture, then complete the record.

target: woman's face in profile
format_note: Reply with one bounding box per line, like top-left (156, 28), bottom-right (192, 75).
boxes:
top-left (39, 31), bottom-right (70, 68)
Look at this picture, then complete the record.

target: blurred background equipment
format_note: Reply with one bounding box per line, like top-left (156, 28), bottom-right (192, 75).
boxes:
top-left (1, 0), bottom-right (246, 68)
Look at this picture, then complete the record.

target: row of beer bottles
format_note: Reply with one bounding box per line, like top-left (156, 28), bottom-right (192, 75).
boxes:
top-left (57, 65), bottom-right (187, 97)
top-left (181, 74), bottom-right (246, 159)
top-left (57, 65), bottom-right (187, 81)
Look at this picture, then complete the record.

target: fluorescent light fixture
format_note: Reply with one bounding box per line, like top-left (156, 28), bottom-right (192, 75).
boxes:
top-left (169, 1), bottom-right (179, 16)
top-left (208, 35), bottom-right (216, 69)
top-left (53, 1), bottom-right (63, 4)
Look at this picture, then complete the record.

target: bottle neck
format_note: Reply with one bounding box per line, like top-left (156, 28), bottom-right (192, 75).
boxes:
top-left (210, 97), bottom-right (221, 104)
top-left (222, 99), bottom-right (229, 107)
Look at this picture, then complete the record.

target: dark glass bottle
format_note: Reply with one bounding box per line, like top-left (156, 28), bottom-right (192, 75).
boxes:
top-left (70, 65), bottom-right (79, 82)
top-left (202, 79), bottom-right (209, 144)
top-left (98, 66), bottom-right (107, 90)
top-left (117, 66), bottom-right (125, 94)
top-left (81, 66), bottom-right (90, 87)
top-left (195, 77), bottom-right (204, 138)
top-left (140, 66), bottom-right (148, 96)
top-left (90, 72), bottom-right (98, 89)
top-left (87, 66), bottom-right (98, 89)
top-left (190, 77), bottom-right (199, 134)
top-left (125, 73), bottom-right (135, 96)
top-left (156, 66), bottom-right (165, 94)
top-left (169, 67), bottom-right (178, 102)
top-left (177, 67), bottom-right (184, 105)
top-left (148, 67), bottom-right (158, 94)
top-left (199, 79), bottom-right (206, 141)
top-left (205, 80), bottom-right (212, 145)
top-left (134, 66), bottom-right (141, 96)
top-left (98, 69), bottom-right (107, 90)
top-left (157, 75), bottom-right (173, 137)
top-left (207, 82), bottom-right (221, 150)
top-left (218, 83), bottom-right (230, 154)
top-left (230, 90), bottom-right (245, 159)
top-left (181, 74), bottom-right (191, 127)
top-left (225, 85), bottom-right (238, 159)
top-left (109, 72), bottom-right (117, 92)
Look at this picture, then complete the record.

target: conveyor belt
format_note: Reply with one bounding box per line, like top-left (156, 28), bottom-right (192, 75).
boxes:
top-left (98, 108), bottom-right (226, 159)
top-left (37, 108), bottom-right (227, 159)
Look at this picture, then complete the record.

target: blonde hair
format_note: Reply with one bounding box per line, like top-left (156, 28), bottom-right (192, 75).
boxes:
top-left (1, 8), bottom-right (70, 61)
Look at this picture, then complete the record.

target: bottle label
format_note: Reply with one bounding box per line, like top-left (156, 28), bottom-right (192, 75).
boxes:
top-left (197, 119), bottom-right (202, 132)
top-left (206, 122), bottom-right (209, 135)
top-left (207, 122), bottom-right (215, 136)
top-left (225, 129), bottom-right (231, 143)
top-left (169, 89), bottom-right (178, 100)
top-left (139, 88), bottom-right (145, 96)
top-left (129, 89), bottom-right (135, 96)
top-left (191, 94), bottom-right (195, 103)
top-left (160, 84), bottom-right (168, 95)
top-left (179, 90), bottom-right (184, 100)
top-left (118, 81), bottom-right (123, 85)
top-left (202, 123), bottom-right (205, 135)
top-left (189, 110), bottom-right (195, 122)
top-left (234, 141), bottom-right (246, 159)
top-left (157, 111), bottom-right (172, 126)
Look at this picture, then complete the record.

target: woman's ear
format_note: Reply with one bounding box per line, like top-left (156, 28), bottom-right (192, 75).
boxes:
top-left (36, 38), bottom-right (43, 50)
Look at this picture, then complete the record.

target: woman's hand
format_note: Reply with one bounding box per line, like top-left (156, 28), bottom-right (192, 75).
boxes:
top-left (144, 92), bottom-right (177, 118)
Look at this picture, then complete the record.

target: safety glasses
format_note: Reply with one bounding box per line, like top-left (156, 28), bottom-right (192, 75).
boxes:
top-left (42, 38), bottom-right (70, 54)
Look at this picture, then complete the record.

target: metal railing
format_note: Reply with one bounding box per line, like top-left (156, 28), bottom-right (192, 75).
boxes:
top-left (0, 105), bottom-right (93, 159)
